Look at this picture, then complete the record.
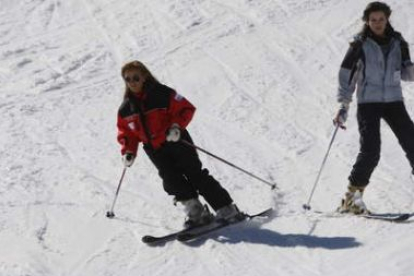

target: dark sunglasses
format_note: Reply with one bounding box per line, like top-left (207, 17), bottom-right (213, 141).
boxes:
top-left (124, 75), bottom-right (140, 83)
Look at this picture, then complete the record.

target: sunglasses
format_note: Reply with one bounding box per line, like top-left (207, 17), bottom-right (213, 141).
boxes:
top-left (124, 75), bottom-right (140, 83)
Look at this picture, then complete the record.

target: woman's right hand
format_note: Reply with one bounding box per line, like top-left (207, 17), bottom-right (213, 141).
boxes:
top-left (122, 153), bottom-right (136, 167)
top-left (333, 103), bottom-right (349, 129)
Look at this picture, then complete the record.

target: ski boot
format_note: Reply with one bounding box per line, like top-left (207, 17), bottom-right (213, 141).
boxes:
top-left (181, 198), bottom-right (214, 229)
top-left (215, 203), bottom-right (244, 222)
top-left (337, 185), bottom-right (370, 215)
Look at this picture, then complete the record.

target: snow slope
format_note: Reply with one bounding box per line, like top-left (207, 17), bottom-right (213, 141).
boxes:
top-left (1, 0), bottom-right (414, 275)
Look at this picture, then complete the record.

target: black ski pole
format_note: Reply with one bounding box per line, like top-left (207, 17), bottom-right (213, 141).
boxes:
top-left (303, 125), bottom-right (340, 210)
top-left (106, 166), bottom-right (127, 218)
top-left (181, 139), bottom-right (277, 190)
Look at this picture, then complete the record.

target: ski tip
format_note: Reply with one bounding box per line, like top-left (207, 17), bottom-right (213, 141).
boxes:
top-left (142, 235), bottom-right (157, 243)
top-left (247, 207), bottom-right (274, 218)
top-left (395, 213), bottom-right (411, 221)
top-left (261, 207), bottom-right (274, 216)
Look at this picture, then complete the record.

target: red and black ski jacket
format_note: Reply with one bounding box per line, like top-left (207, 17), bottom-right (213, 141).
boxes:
top-left (117, 83), bottom-right (195, 155)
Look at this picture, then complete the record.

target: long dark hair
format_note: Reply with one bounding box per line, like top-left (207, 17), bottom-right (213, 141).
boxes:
top-left (358, 1), bottom-right (394, 39)
top-left (121, 61), bottom-right (161, 99)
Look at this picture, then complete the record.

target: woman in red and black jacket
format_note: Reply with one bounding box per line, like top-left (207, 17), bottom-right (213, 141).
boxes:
top-left (117, 61), bottom-right (240, 228)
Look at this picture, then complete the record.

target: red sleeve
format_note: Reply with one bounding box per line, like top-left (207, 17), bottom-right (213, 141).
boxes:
top-left (169, 91), bottom-right (196, 129)
top-left (117, 114), bottom-right (140, 155)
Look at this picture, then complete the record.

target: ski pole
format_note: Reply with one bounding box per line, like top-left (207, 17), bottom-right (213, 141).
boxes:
top-left (106, 166), bottom-right (127, 218)
top-left (181, 139), bottom-right (277, 190)
top-left (303, 125), bottom-right (340, 210)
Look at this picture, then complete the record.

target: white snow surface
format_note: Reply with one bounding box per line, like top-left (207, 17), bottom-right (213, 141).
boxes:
top-left (1, 0), bottom-right (414, 275)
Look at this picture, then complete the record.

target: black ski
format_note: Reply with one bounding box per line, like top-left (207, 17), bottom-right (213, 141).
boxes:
top-left (312, 210), bottom-right (411, 222)
top-left (359, 213), bottom-right (411, 222)
top-left (177, 208), bottom-right (273, 242)
top-left (142, 208), bottom-right (273, 245)
top-left (142, 226), bottom-right (202, 245)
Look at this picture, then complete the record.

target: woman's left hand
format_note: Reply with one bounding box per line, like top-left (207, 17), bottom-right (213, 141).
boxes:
top-left (166, 123), bottom-right (181, 142)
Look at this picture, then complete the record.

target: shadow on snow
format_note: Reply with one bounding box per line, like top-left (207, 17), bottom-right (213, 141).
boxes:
top-left (182, 225), bottom-right (361, 249)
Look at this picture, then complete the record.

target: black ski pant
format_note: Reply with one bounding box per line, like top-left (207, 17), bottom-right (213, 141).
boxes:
top-left (143, 130), bottom-right (233, 211)
top-left (349, 101), bottom-right (414, 187)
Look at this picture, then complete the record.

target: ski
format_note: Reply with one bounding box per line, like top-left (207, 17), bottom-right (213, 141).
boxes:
top-left (312, 210), bottom-right (411, 222)
top-left (359, 212), bottom-right (411, 222)
top-left (177, 208), bottom-right (273, 242)
top-left (141, 208), bottom-right (273, 245)
top-left (141, 225), bottom-right (203, 245)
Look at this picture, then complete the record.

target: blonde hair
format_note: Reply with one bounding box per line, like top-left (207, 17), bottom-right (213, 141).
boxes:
top-left (121, 61), bottom-right (160, 98)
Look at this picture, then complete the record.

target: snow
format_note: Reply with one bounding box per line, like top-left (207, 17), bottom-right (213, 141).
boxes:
top-left (1, 0), bottom-right (414, 275)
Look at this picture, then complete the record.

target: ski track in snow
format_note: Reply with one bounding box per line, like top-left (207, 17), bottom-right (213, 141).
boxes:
top-left (1, 0), bottom-right (414, 275)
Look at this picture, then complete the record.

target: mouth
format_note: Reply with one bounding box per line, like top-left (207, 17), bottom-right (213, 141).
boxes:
top-left (373, 27), bottom-right (384, 34)
top-left (129, 85), bottom-right (141, 92)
